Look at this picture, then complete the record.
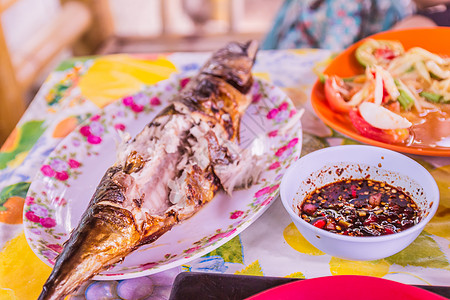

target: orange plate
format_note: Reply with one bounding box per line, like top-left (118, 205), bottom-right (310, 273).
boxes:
top-left (311, 27), bottom-right (450, 157)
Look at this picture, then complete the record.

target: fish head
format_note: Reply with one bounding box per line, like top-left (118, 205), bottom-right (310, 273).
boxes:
top-left (222, 40), bottom-right (258, 62)
top-left (201, 40), bottom-right (259, 94)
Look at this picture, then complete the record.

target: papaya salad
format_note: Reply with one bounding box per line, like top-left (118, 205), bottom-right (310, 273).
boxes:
top-left (322, 39), bottom-right (450, 146)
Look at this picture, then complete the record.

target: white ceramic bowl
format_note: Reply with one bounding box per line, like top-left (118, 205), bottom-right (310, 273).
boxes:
top-left (280, 145), bottom-right (440, 261)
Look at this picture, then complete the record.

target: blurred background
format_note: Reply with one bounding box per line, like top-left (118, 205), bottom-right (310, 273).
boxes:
top-left (0, 0), bottom-right (283, 143)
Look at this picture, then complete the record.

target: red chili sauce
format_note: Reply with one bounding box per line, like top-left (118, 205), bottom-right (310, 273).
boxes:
top-left (298, 179), bottom-right (422, 236)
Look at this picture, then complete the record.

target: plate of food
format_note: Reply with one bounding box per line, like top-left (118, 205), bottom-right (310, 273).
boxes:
top-left (24, 41), bottom-right (303, 299)
top-left (311, 27), bottom-right (450, 156)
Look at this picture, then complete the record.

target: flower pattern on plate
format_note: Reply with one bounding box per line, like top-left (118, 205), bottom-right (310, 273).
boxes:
top-left (23, 75), bottom-right (302, 280)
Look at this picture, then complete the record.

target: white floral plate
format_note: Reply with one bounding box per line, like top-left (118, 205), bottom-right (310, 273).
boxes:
top-left (23, 74), bottom-right (302, 280)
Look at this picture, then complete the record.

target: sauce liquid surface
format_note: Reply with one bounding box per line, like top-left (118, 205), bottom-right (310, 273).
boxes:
top-left (404, 106), bottom-right (450, 149)
top-left (299, 179), bottom-right (422, 236)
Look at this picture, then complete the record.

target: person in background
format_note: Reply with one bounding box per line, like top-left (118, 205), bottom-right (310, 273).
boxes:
top-left (261, 0), bottom-right (449, 50)
top-left (394, 0), bottom-right (450, 28)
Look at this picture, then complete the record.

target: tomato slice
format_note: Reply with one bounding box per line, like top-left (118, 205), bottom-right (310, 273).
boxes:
top-left (374, 48), bottom-right (397, 61)
top-left (324, 76), bottom-right (352, 113)
top-left (348, 109), bottom-right (409, 144)
top-left (355, 39), bottom-right (404, 67)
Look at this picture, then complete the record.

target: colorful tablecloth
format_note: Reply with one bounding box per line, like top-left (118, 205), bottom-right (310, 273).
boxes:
top-left (0, 49), bottom-right (449, 300)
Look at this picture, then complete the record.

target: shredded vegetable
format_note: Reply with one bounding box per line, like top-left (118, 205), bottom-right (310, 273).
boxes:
top-left (322, 40), bottom-right (449, 138)
top-left (327, 41), bottom-right (449, 114)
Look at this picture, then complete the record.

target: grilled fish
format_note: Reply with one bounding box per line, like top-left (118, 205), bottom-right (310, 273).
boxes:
top-left (38, 40), bottom-right (260, 300)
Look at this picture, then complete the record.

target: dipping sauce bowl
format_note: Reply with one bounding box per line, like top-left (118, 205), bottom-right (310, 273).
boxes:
top-left (280, 145), bottom-right (440, 261)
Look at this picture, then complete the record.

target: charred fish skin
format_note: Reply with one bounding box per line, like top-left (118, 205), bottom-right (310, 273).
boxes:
top-left (38, 40), bottom-right (259, 300)
top-left (199, 40), bottom-right (258, 93)
top-left (39, 167), bottom-right (142, 299)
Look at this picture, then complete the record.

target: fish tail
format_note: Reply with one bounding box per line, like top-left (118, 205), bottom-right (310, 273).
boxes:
top-left (38, 170), bottom-right (141, 300)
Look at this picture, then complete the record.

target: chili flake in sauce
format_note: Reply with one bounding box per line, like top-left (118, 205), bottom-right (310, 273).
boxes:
top-left (299, 179), bottom-right (421, 236)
